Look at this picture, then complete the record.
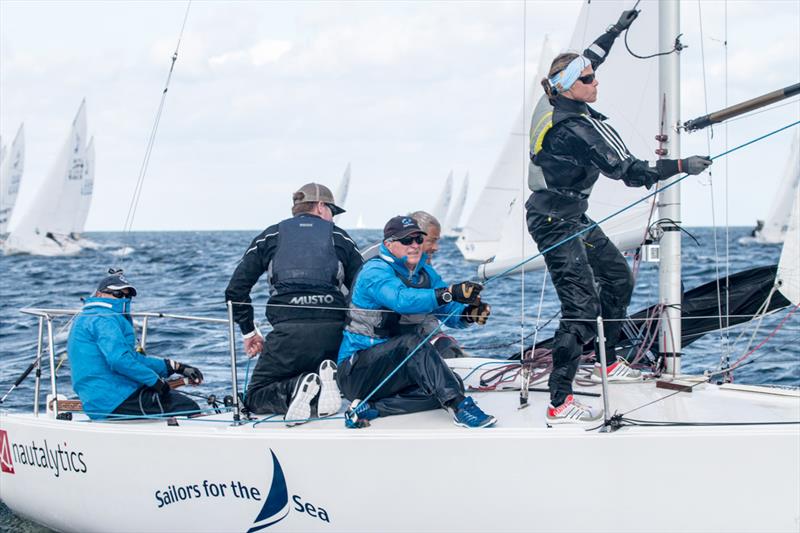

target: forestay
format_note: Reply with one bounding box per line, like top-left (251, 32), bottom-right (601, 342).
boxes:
top-left (479, 0), bottom-right (659, 279)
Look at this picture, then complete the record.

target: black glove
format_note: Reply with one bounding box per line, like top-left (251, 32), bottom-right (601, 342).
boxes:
top-left (167, 359), bottom-right (204, 384)
top-left (610, 9), bottom-right (639, 34)
top-left (681, 156), bottom-right (713, 175)
top-left (149, 377), bottom-right (171, 398)
top-left (464, 303), bottom-right (491, 325)
top-left (449, 281), bottom-right (484, 304)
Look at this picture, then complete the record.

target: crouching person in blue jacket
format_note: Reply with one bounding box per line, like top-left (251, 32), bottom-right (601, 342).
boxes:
top-left (337, 216), bottom-right (496, 429)
top-left (67, 269), bottom-right (204, 420)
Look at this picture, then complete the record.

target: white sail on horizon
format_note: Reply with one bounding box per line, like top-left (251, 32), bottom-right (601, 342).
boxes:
top-left (443, 172), bottom-right (469, 237)
top-left (754, 130), bottom-right (800, 244)
top-left (4, 100), bottom-right (88, 256)
top-left (0, 124), bottom-right (25, 235)
top-left (430, 170), bottom-right (454, 224)
top-left (71, 136), bottom-right (95, 237)
top-left (333, 162), bottom-right (351, 224)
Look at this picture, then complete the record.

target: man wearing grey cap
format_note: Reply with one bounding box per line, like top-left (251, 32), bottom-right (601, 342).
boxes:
top-left (67, 269), bottom-right (204, 419)
top-left (225, 183), bottom-right (363, 426)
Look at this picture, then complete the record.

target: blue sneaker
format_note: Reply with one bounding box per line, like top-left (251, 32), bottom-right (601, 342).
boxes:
top-left (344, 399), bottom-right (380, 428)
top-left (453, 397), bottom-right (497, 428)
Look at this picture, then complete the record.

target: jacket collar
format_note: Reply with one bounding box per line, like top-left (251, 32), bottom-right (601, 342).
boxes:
top-left (84, 296), bottom-right (131, 315)
top-left (553, 95), bottom-right (606, 125)
top-left (378, 244), bottom-right (429, 279)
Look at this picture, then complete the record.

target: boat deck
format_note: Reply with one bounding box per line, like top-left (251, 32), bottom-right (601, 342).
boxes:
top-left (19, 358), bottom-right (797, 436)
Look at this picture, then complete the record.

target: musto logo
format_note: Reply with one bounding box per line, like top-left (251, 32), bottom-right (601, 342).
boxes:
top-left (1, 430), bottom-right (14, 474)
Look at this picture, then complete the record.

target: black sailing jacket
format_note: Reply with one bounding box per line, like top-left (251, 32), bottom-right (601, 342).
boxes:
top-left (529, 29), bottom-right (680, 219)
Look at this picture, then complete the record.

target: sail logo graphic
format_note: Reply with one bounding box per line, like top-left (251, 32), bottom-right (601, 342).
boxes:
top-left (248, 450), bottom-right (289, 532)
top-left (0, 430), bottom-right (15, 474)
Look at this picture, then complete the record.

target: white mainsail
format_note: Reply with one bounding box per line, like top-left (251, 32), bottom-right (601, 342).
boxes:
top-left (776, 176), bottom-right (800, 305)
top-left (71, 137), bottom-right (95, 238)
top-left (443, 172), bottom-right (469, 237)
top-left (0, 124), bottom-right (25, 235)
top-left (4, 100), bottom-right (87, 255)
top-left (455, 36), bottom-right (553, 262)
top-left (430, 170), bottom-right (453, 223)
top-left (754, 130), bottom-right (800, 244)
top-left (479, 2), bottom-right (658, 279)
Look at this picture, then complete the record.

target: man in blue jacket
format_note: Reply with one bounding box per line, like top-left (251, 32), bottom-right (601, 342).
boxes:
top-left (67, 270), bottom-right (204, 420)
top-left (337, 216), bottom-right (496, 428)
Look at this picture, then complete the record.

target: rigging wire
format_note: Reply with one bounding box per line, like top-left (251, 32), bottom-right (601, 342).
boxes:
top-left (697, 0), bottom-right (732, 369)
top-left (120, 1), bottom-right (192, 262)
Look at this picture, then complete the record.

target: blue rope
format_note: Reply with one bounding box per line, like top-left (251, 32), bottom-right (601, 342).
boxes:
top-left (352, 120), bottom-right (800, 416)
top-left (242, 357), bottom-right (252, 401)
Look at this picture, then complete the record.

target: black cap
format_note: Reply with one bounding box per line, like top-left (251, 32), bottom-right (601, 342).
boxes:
top-left (383, 216), bottom-right (427, 241)
top-left (96, 269), bottom-right (137, 297)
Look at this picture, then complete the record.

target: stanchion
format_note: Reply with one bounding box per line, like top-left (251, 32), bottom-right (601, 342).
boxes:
top-left (596, 316), bottom-right (612, 432)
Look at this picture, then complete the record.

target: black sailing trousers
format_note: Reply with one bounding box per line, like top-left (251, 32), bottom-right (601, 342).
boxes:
top-left (112, 387), bottom-right (200, 418)
top-left (527, 211), bottom-right (634, 406)
top-left (245, 320), bottom-right (344, 415)
top-left (337, 333), bottom-right (465, 417)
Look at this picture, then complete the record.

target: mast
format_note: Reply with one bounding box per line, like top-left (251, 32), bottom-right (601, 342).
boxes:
top-left (658, 0), bottom-right (682, 374)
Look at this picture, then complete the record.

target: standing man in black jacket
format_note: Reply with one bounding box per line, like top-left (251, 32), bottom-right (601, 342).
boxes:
top-left (225, 183), bottom-right (363, 425)
top-left (528, 10), bottom-right (712, 423)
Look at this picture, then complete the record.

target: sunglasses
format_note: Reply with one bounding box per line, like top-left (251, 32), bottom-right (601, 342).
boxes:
top-left (394, 235), bottom-right (424, 246)
top-left (577, 73), bottom-right (596, 85)
top-left (110, 290), bottom-right (133, 299)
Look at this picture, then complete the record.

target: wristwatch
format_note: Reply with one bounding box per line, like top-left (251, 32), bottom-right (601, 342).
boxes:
top-left (441, 290), bottom-right (453, 303)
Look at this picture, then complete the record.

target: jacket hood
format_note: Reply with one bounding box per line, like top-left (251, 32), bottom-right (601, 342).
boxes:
top-left (378, 244), bottom-right (429, 278)
top-left (83, 296), bottom-right (132, 315)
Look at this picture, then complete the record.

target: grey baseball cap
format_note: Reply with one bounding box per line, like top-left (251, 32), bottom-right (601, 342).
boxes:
top-left (292, 183), bottom-right (345, 215)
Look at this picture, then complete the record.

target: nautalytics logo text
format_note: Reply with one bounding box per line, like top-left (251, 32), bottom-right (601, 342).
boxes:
top-left (248, 450), bottom-right (330, 532)
top-left (2, 431), bottom-right (88, 478)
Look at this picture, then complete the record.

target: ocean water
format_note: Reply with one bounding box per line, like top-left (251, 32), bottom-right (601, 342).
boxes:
top-left (1, 227), bottom-right (798, 530)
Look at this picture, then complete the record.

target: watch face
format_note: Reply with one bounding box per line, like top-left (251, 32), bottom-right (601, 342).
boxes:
top-left (443, 291), bottom-right (452, 303)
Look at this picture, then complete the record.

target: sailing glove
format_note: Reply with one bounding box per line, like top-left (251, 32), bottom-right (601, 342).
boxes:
top-left (681, 156), bottom-right (713, 175)
top-left (464, 303), bottom-right (491, 325)
top-left (610, 9), bottom-right (639, 34)
top-left (149, 377), bottom-right (171, 398)
top-left (436, 281), bottom-right (483, 305)
top-left (167, 359), bottom-right (204, 384)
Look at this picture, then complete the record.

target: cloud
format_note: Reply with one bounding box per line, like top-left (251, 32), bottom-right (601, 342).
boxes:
top-left (209, 39), bottom-right (293, 68)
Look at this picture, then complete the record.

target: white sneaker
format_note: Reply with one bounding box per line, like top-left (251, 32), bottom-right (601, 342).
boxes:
top-left (285, 373), bottom-right (320, 427)
top-left (317, 360), bottom-right (342, 417)
top-left (546, 395), bottom-right (603, 424)
top-left (591, 357), bottom-right (643, 383)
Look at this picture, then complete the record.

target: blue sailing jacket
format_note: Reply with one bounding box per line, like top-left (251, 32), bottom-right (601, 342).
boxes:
top-left (338, 245), bottom-right (468, 363)
top-left (67, 297), bottom-right (168, 419)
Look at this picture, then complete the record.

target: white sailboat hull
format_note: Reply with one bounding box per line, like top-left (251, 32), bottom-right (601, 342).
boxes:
top-left (2, 359), bottom-right (799, 532)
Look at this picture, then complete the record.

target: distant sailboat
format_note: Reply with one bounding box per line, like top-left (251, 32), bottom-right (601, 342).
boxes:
top-left (752, 130), bottom-right (799, 244)
top-left (333, 162), bottom-right (351, 224)
top-left (355, 213), bottom-right (366, 229)
top-left (430, 170), bottom-right (453, 223)
top-left (70, 137), bottom-right (94, 241)
top-left (443, 172), bottom-right (469, 237)
top-left (0, 124), bottom-right (25, 236)
top-left (4, 100), bottom-right (89, 256)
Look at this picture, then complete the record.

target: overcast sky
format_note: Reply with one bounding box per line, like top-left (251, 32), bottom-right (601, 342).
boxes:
top-left (1, 0), bottom-right (798, 231)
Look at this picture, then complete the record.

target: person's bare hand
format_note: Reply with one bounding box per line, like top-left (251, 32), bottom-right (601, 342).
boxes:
top-left (244, 334), bottom-right (264, 358)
